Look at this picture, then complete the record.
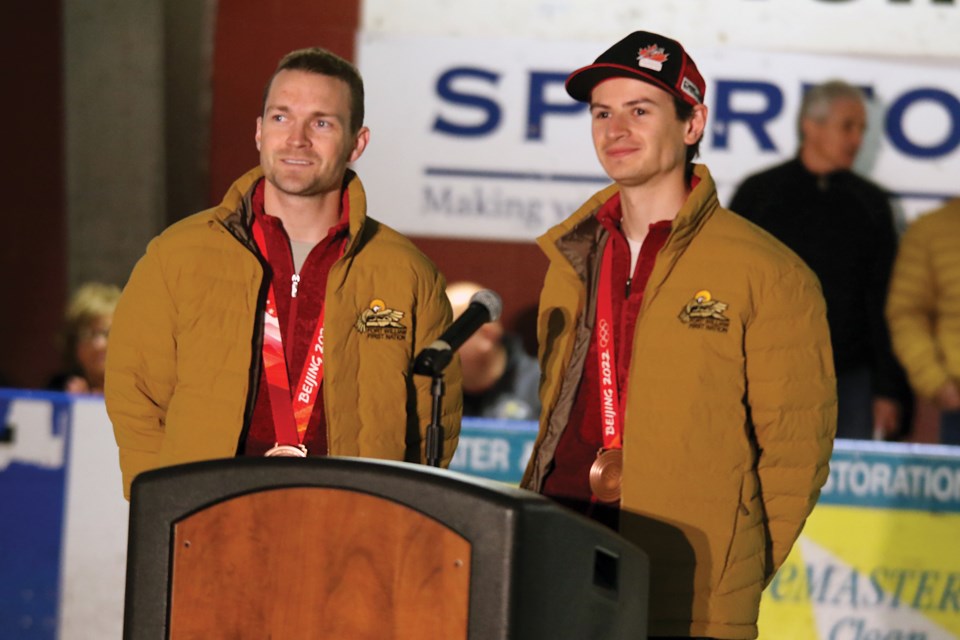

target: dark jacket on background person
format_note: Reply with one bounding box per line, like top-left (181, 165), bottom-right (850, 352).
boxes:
top-left (523, 165), bottom-right (837, 639)
top-left (730, 157), bottom-right (908, 405)
top-left (462, 334), bottom-right (541, 420)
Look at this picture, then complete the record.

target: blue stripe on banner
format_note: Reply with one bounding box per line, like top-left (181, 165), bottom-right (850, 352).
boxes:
top-left (424, 166), bottom-right (610, 185)
top-left (423, 166), bottom-right (957, 201)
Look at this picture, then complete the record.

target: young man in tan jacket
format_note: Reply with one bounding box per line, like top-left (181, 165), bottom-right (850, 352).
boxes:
top-left (522, 31), bottom-right (837, 639)
top-left (106, 48), bottom-right (461, 499)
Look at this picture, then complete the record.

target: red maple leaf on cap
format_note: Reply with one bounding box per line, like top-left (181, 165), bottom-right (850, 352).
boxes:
top-left (639, 45), bottom-right (668, 62)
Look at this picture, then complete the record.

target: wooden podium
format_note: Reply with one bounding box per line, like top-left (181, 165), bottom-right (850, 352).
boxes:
top-left (124, 457), bottom-right (649, 639)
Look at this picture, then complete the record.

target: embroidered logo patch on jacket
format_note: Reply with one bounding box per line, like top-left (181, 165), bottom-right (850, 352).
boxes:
top-left (355, 299), bottom-right (407, 340)
top-left (678, 290), bottom-right (730, 333)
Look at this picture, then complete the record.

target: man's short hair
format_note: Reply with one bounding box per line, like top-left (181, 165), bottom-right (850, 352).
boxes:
top-left (797, 80), bottom-right (866, 140)
top-left (262, 47), bottom-right (365, 133)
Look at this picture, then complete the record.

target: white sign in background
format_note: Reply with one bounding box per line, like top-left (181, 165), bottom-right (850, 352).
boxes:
top-left (59, 399), bottom-right (127, 640)
top-left (362, 0), bottom-right (960, 58)
top-left (356, 34), bottom-right (960, 242)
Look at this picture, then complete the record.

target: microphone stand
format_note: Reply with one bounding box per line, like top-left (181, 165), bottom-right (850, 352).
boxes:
top-left (425, 372), bottom-right (445, 467)
top-left (416, 288), bottom-right (501, 467)
top-left (414, 345), bottom-right (453, 468)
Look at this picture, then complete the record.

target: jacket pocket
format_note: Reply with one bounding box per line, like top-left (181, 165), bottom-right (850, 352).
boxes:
top-left (713, 474), bottom-right (746, 591)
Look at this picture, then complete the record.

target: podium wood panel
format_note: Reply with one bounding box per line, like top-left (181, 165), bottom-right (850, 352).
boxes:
top-left (169, 487), bottom-right (471, 639)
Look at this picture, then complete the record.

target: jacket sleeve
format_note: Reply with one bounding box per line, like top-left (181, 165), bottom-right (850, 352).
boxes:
top-left (744, 262), bottom-right (837, 582)
top-left (104, 237), bottom-right (178, 499)
top-left (412, 268), bottom-right (462, 467)
top-left (886, 220), bottom-right (947, 399)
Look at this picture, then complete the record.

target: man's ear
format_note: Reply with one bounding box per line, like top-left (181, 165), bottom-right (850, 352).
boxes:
top-left (348, 126), bottom-right (371, 164)
top-left (684, 104), bottom-right (708, 146)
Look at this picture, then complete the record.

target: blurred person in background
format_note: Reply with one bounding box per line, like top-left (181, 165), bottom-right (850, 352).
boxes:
top-left (48, 282), bottom-right (121, 394)
top-left (886, 198), bottom-right (960, 444)
top-left (446, 281), bottom-right (540, 420)
top-left (731, 80), bottom-right (912, 441)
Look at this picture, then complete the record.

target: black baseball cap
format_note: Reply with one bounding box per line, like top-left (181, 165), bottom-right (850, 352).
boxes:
top-left (566, 31), bottom-right (705, 106)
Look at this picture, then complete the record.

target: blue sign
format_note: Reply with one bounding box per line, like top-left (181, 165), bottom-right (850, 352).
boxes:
top-left (451, 417), bottom-right (537, 484)
top-left (0, 390), bottom-right (73, 639)
top-left (820, 440), bottom-right (960, 512)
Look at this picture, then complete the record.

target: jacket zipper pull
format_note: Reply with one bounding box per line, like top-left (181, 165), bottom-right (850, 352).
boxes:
top-left (291, 274), bottom-right (301, 298)
top-left (625, 278), bottom-right (632, 298)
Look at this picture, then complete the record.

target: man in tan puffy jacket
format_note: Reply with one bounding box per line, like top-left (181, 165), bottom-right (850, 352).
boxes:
top-left (887, 198), bottom-right (960, 443)
top-left (105, 48), bottom-right (461, 499)
top-left (522, 31), bottom-right (836, 639)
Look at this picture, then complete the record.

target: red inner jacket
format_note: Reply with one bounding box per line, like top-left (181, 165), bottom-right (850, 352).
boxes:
top-left (542, 192), bottom-right (671, 522)
top-left (242, 179), bottom-right (350, 456)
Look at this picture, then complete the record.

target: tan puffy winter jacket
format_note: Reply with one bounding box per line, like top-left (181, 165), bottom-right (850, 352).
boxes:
top-left (886, 198), bottom-right (960, 399)
top-left (523, 165), bottom-right (836, 639)
top-left (106, 167), bottom-right (461, 498)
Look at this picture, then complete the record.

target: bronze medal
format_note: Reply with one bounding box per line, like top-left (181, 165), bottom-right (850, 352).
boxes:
top-left (264, 443), bottom-right (308, 458)
top-left (589, 448), bottom-right (623, 503)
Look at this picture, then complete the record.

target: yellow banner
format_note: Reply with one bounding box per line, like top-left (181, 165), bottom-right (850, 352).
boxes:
top-left (759, 442), bottom-right (960, 639)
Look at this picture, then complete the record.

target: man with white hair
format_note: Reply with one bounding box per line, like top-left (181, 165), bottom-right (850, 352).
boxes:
top-left (731, 80), bottom-right (911, 441)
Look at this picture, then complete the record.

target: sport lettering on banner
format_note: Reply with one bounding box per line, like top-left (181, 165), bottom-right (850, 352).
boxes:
top-left (357, 33), bottom-right (960, 240)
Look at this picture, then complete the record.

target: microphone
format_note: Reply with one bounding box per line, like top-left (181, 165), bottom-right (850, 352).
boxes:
top-left (413, 289), bottom-right (503, 376)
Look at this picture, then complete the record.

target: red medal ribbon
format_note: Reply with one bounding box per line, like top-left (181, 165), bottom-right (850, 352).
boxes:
top-left (252, 219), bottom-right (339, 449)
top-left (595, 240), bottom-right (623, 451)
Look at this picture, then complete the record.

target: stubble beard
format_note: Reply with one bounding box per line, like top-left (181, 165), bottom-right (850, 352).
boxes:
top-left (602, 159), bottom-right (652, 188)
top-left (267, 162), bottom-right (340, 199)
